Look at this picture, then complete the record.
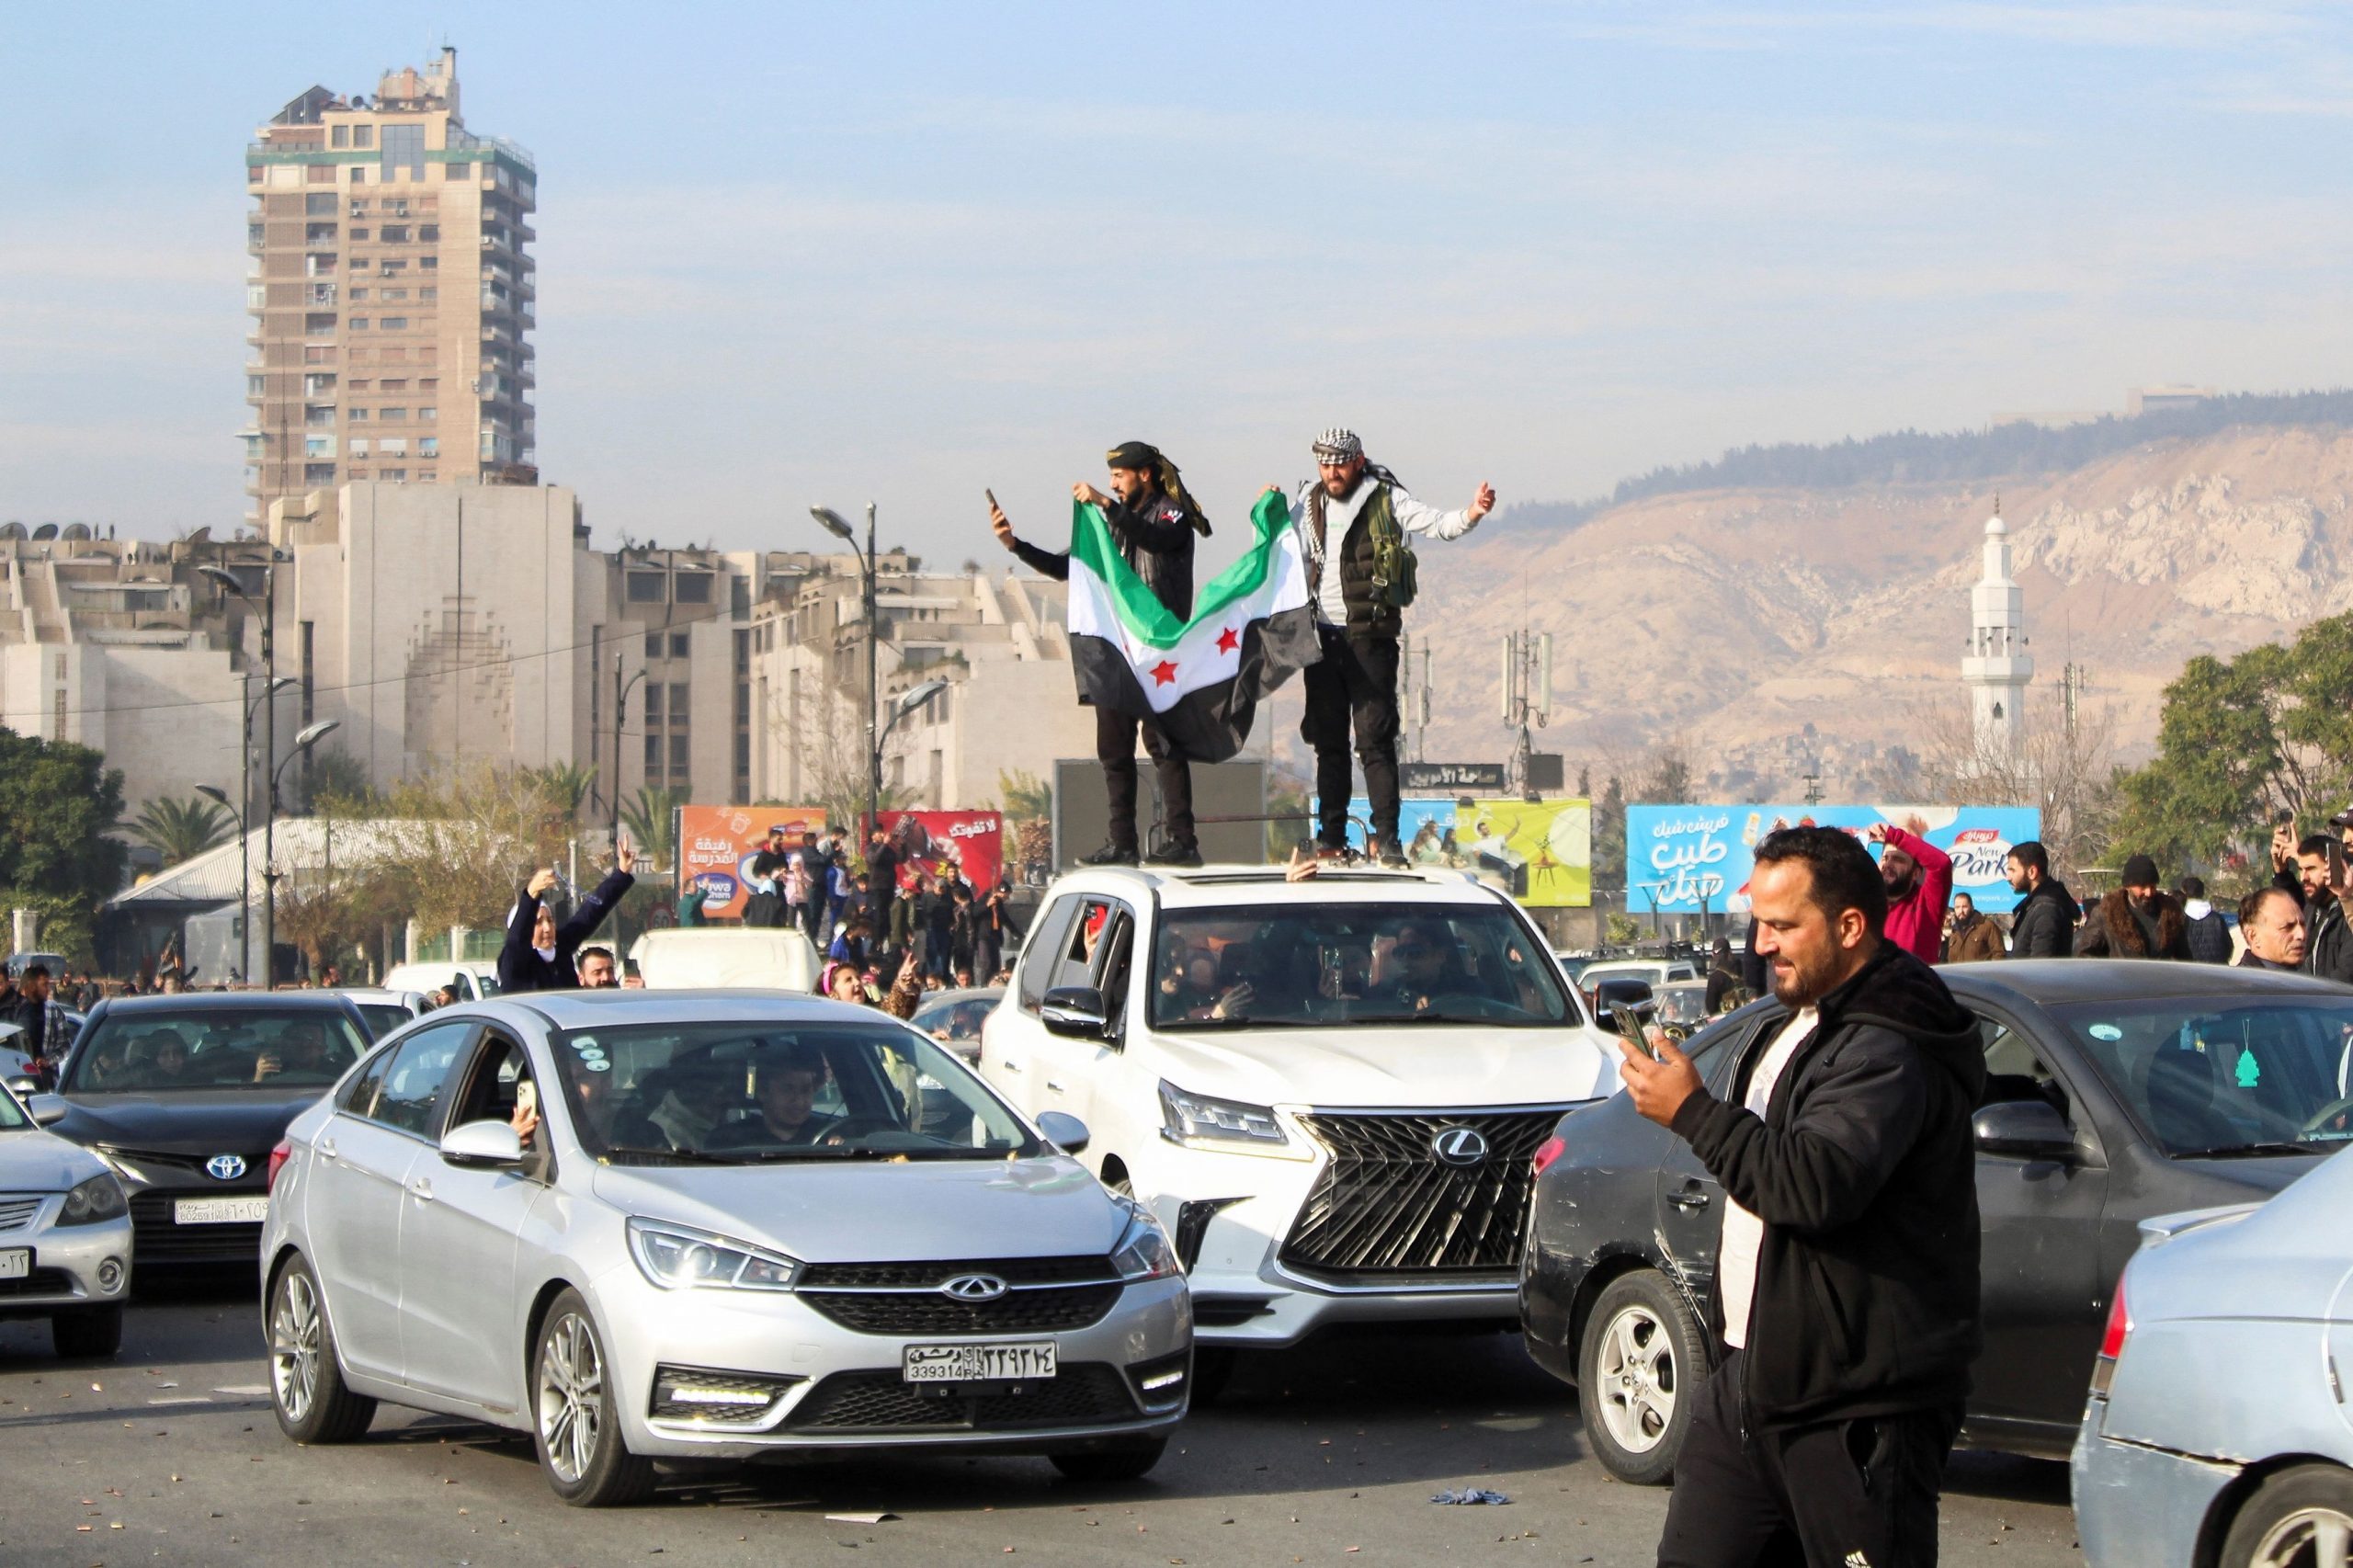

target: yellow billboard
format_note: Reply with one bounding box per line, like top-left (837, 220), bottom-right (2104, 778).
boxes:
top-left (1453, 799), bottom-right (1592, 907)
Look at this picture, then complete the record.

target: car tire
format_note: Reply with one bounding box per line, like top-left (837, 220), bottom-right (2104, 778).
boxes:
top-left (2220, 1463), bottom-right (2353, 1568)
top-left (51, 1304), bottom-right (122, 1359)
top-left (1050, 1436), bottom-right (1168, 1483)
top-left (1577, 1269), bottom-right (1709, 1486)
top-left (267, 1255), bottom-right (376, 1443)
top-left (532, 1288), bottom-right (656, 1507)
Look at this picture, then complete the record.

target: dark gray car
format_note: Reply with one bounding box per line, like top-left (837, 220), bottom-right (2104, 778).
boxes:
top-left (1519, 960), bottom-right (2353, 1482)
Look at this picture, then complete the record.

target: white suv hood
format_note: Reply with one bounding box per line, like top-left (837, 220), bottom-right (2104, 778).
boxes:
top-left (1147, 1022), bottom-right (1620, 1110)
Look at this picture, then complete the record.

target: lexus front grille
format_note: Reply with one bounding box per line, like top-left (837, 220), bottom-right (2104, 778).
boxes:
top-left (1279, 1108), bottom-right (1564, 1279)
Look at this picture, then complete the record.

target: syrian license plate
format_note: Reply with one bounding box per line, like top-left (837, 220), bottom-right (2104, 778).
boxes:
top-left (0, 1249), bottom-right (26, 1280)
top-left (174, 1197), bottom-right (270, 1225)
top-left (901, 1341), bottom-right (1057, 1384)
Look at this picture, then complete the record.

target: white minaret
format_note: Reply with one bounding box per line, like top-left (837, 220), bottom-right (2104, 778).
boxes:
top-left (1961, 497), bottom-right (2032, 761)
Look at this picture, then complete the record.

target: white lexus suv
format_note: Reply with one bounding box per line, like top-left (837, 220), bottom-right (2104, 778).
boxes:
top-left (979, 863), bottom-right (1617, 1369)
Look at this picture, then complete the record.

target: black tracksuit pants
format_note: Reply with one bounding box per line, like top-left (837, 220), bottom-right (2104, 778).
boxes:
top-left (1100, 708), bottom-right (1193, 853)
top-left (1301, 626), bottom-right (1401, 851)
top-left (1657, 1353), bottom-right (1957, 1568)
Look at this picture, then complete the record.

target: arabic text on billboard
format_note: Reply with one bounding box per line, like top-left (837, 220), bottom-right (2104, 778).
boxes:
top-left (678, 804), bottom-right (827, 920)
top-left (1623, 805), bottom-right (2041, 915)
top-left (875, 810), bottom-right (1005, 896)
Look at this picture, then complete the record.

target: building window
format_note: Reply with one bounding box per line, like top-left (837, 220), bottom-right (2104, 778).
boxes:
top-left (347, 467), bottom-right (368, 480)
top-left (669, 683), bottom-right (689, 721)
top-left (418, 224), bottom-right (439, 243)
top-left (669, 632), bottom-right (690, 658)
top-left (349, 439), bottom-right (369, 458)
top-left (419, 377), bottom-right (438, 391)
top-left (674, 574), bottom-right (712, 605)
top-left (348, 227), bottom-right (369, 241)
top-left (417, 470), bottom-right (436, 483)
top-left (381, 407), bottom-right (407, 422)
top-left (347, 165), bottom-right (365, 185)
top-left (304, 346), bottom-right (335, 365)
top-left (381, 288), bottom-right (408, 301)
top-left (347, 287), bottom-right (368, 302)
top-left (643, 733), bottom-right (660, 770)
top-left (643, 684), bottom-right (663, 722)
top-left (347, 407), bottom-right (369, 422)
top-left (380, 317), bottom-right (407, 330)
top-left (626, 571), bottom-right (665, 604)
top-left (304, 435), bottom-right (335, 458)
top-left (419, 256), bottom-right (438, 273)
top-left (352, 125), bottom-right (373, 149)
top-left (331, 124), bottom-right (349, 149)
top-left (382, 468), bottom-right (406, 481)
top-left (419, 286), bottom-right (437, 302)
top-left (304, 462), bottom-right (336, 483)
top-left (417, 405), bottom-right (437, 422)
top-left (644, 631), bottom-right (662, 657)
top-left (307, 164), bottom-right (336, 184)
top-left (305, 193), bottom-right (336, 217)
top-left (378, 437), bottom-right (407, 457)
top-left (382, 124), bottom-right (424, 179)
top-left (445, 162), bottom-right (472, 181)
top-left (348, 318), bottom-right (369, 332)
top-left (669, 734), bottom-right (690, 772)
top-left (418, 437), bottom-right (438, 457)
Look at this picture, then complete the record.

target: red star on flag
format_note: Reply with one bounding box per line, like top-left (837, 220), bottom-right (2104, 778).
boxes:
top-left (1216, 627), bottom-right (1239, 653)
top-left (1149, 659), bottom-right (1179, 686)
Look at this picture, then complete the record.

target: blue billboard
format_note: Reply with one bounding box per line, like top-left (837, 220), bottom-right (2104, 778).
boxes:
top-left (1624, 805), bottom-right (2042, 915)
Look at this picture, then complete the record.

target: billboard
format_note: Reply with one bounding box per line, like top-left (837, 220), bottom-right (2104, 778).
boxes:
top-left (1345, 796), bottom-right (1593, 905)
top-left (875, 810), bottom-right (1005, 896)
top-left (1624, 804), bottom-right (2042, 915)
top-left (677, 804), bottom-right (828, 920)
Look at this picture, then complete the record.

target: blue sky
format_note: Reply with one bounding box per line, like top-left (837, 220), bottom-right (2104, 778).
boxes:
top-left (6, 2), bottom-right (2351, 568)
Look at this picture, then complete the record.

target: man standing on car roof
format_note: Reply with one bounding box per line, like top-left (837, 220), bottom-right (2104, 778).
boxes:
top-left (497, 840), bottom-right (636, 993)
top-left (1616, 825), bottom-right (1984, 1568)
top-left (991, 441), bottom-right (1209, 866)
top-left (1286, 429), bottom-right (1492, 865)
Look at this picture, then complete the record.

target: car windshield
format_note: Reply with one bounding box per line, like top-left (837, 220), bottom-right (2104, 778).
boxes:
top-left (912, 996), bottom-right (995, 1043)
top-left (2047, 997), bottom-right (2353, 1157)
top-left (62, 1007), bottom-right (369, 1093)
top-left (546, 1017), bottom-right (1042, 1163)
top-left (1653, 984), bottom-right (1713, 1027)
top-left (1151, 902), bottom-right (1571, 1029)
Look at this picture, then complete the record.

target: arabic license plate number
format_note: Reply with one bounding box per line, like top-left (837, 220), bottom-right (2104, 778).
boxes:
top-left (901, 1341), bottom-right (1057, 1384)
top-left (174, 1197), bottom-right (270, 1225)
top-left (0, 1249), bottom-right (25, 1280)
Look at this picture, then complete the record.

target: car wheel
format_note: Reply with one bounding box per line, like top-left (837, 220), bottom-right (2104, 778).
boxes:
top-left (2221, 1463), bottom-right (2353, 1568)
top-left (1050, 1436), bottom-right (1168, 1483)
top-left (532, 1289), bottom-right (655, 1507)
top-left (1577, 1269), bottom-right (1709, 1486)
top-left (267, 1256), bottom-right (376, 1443)
top-left (51, 1304), bottom-right (122, 1359)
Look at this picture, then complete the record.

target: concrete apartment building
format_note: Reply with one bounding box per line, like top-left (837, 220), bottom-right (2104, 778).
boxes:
top-left (745, 561), bottom-right (1097, 812)
top-left (243, 49), bottom-right (535, 525)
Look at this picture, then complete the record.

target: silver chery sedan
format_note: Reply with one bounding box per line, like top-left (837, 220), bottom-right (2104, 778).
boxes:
top-left (0, 1081), bottom-right (132, 1356)
top-left (259, 989), bottom-right (1190, 1505)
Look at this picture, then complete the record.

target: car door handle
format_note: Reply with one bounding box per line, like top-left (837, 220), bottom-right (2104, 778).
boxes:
top-left (1666, 1187), bottom-right (1711, 1211)
top-left (1000, 1059), bottom-right (1021, 1073)
top-left (407, 1176), bottom-right (434, 1202)
top-left (316, 1137), bottom-right (338, 1162)
top-left (1046, 1080), bottom-right (1065, 1093)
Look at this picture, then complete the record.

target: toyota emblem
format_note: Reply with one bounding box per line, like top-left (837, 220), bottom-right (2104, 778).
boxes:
top-left (938, 1273), bottom-right (1010, 1302)
top-left (206, 1153), bottom-right (247, 1182)
top-left (1430, 1127), bottom-right (1489, 1167)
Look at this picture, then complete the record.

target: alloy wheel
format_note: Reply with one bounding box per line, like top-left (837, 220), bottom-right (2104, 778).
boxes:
top-left (2247, 1506), bottom-right (2352, 1568)
top-left (269, 1270), bottom-right (322, 1425)
top-left (1593, 1301), bottom-right (1677, 1455)
top-left (537, 1312), bottom-right (606, 1486)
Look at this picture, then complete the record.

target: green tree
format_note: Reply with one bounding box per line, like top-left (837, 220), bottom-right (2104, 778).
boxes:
top-left (1592, 774), bottom-right (1628, 901)
top-left (128, 794), bottom-right (235, 868)
top-left (995, 768), bottom-right (1051, 823)
top-left (620, 786), bottom-right (689, 871)
top-left (297, 744), bottom-right (376, 813)
top-left (0, 731), bottom-right (128, 945)
top-left (2109, 612), bottom-right (2353, 872)
top-left (520, 762), bottom-right (597, 823)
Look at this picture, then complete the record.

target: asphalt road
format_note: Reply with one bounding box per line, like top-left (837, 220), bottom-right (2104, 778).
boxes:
top-left (0, 1272), bottom-right (2083, 1567)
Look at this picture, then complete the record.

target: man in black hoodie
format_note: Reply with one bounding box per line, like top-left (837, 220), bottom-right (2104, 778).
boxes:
top-left (2002, 839), bottom-right (2075, 959)
top-left (1617, 824), bottom-right (1984, 1568)
top-left (497, 843), bottom-right (636, 994)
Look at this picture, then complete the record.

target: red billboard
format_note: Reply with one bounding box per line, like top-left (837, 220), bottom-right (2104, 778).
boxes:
top-left (677, 804), bottom-right (827, 921)
top-left (874, 810), bottom-right (1005, 896)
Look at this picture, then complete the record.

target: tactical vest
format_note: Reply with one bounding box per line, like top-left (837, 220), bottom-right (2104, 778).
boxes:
top-left (1314, 483), bottom-right (1418, 641)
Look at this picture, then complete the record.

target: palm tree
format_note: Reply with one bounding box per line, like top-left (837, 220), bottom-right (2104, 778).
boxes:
top-left (521, 762), bottom-right (597, 823)
top-left (620, 786), bottom-right (688, 872)
top-left (129, 795), bottom-right (236, 869)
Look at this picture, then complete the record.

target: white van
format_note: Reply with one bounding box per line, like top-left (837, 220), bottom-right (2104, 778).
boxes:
top-left (626, 926), bottom-right (821, 993)
top-left (380, 960), bottom-right (503, 1001)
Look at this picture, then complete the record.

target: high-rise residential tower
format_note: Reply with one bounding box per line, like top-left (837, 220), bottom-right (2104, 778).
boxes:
top-left (1961, 500), bottom-right (2033, 763)
top-left (242, 49), bottom-right (536, 523)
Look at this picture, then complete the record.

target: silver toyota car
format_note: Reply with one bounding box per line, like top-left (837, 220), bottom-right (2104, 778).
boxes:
top-left (259, 990), bottom-right (1190, 1505)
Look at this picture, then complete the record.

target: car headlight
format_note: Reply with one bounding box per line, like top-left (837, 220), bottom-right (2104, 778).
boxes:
top-left (625, 1218), bottom-right (801, 1292)
top-left (1157, 1080), bottom-right (1292, 1153)
top-left (57, 1172), bottom-right (128, 1226)
top-left (1109, 1201), bottom-right (1179, 1282)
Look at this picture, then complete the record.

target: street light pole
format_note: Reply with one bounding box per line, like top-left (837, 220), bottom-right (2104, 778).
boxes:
top-left (230, 676), bottom-right (294, 983)
top-left (267, 719), bottom-right (340, 982)
top-left (809, 504), bottom-right (882, 834)
top-left (202, 562), bottom-right (290, 983)
top-left (611, 651), bottom-right (646, 854)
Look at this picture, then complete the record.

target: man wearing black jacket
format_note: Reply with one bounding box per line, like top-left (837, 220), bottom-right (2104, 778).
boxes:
top-left (1618, 825), bottom-right (1984, 1568)
top-left (497, 843), bottom-right (636, 993)
top-left (2002, 839), bottom-right (2075, 959)
top-left (990, 442), bottom-right (1208, 866)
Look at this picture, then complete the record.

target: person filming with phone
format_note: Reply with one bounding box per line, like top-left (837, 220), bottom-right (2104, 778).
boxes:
top-left (1614, 825), bottom-right (1984, 1568)
top-left (2268, 819), bottom-right (2353, 983)
top-left (497, 838), bottom-right (637, 993)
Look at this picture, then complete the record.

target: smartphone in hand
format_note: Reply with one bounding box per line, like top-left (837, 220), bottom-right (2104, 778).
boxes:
top-left (1610, 1002), bottom-right (1660, 1060)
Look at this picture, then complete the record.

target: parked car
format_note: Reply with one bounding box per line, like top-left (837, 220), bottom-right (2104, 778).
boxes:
top-left (1520, 960), bottom-right (2353, 1482)
top-left (262, 990), bottom-right (1188, 1505)
top-left (326, 988), bottom-right (429, 1040)
top-left (2074, 1145), bottom-right (2353, 1568)
top-left (1575, 957), bottom-right (1699, 990)
top-left (0, 1077), bottom-right (132, 1356)
top-left (980, 863), bottom-right (1615, 1372)
top-left (6, 951), bottom-right (71, 981)
top-left (23, 993), bottom-right (372, 1269)
top-left (627, 926), bottom-right (822, 993)
top-left (911, 986), bottom-right (1003, 1063)
top-left (381, 960), bottom-right (503, 1002)
top-left (1647, 978), bottom-right (1718, 1037)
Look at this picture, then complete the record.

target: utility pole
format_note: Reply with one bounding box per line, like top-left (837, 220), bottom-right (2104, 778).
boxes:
top-left (1500, 630), bottom-right (1551, 797)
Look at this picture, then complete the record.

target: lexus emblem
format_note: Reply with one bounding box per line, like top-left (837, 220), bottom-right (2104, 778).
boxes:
top-left (206, 1153), bottom-right (247, 1182)
top-left (938, 1273), bottom-right (1009, 1302)
top-left (1430, 1127), bottom-right (1489, 1167)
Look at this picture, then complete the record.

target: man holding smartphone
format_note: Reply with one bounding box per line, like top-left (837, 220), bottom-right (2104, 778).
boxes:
top-left (2270, 823), bottom-right (2353, 983)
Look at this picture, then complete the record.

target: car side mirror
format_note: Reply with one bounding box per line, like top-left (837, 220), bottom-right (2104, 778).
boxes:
top-left (1040, 986), bottom-right (1108, 1040)
top-left (1035, 1110), bottom-right (1090, 1154)
top-left (1973, 1098), bottom-right (2075, 1161)
top-left (27, 1093), bottom-right (67, 1127)
top-left (439, 1118), bottom-right (526, 1167)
